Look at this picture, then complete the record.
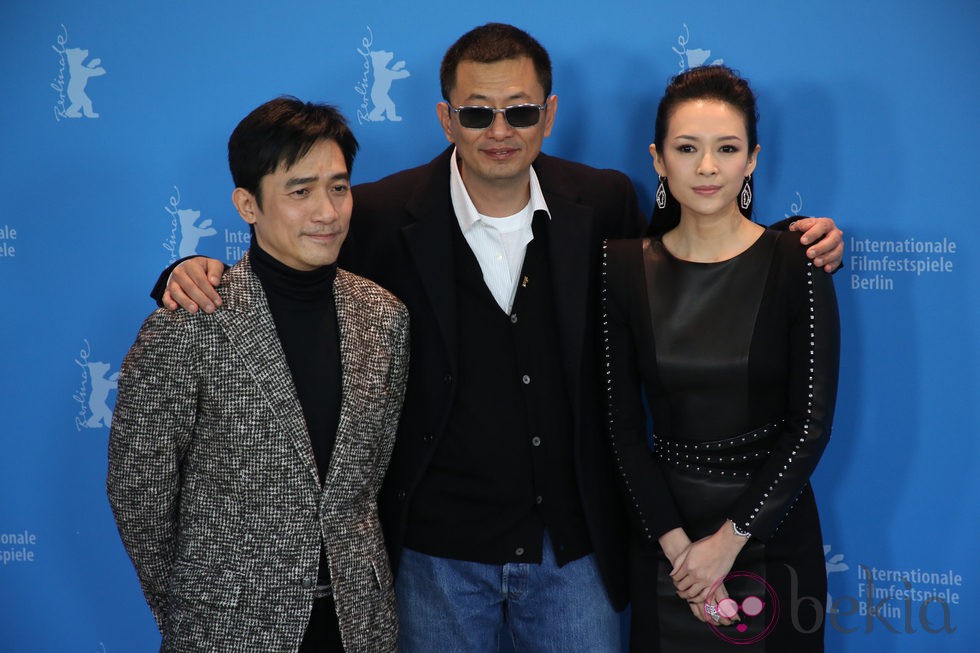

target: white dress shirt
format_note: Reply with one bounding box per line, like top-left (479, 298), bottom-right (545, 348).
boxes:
top-left (449, 148), bottom-right (551, 313)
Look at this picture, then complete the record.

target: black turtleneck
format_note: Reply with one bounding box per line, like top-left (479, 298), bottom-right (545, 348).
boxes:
top-left (251, 243), bottom-right (342, 643)
top-left (249, 242), bottom-right (341, 485)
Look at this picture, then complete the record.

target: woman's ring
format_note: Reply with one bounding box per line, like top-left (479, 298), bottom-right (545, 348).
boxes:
top-left (705, 602), bottom-right (721, 622)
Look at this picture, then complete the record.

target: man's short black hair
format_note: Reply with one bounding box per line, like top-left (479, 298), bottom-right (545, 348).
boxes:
top-left (228, 97), bottom-right (359, 208)
top-left (440, 23), bottom-right (552, 102)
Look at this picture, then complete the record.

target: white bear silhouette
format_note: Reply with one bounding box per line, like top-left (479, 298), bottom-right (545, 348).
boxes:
top-left (177, 208), bottom-right (217, 258)
top-left (84, 361), bottom-right (118, 428)
top-left (684, 48), bottom-right (723, 69)
top-left (65, 47), bottom-right (106, 118)
top-left (368, 50), bottom-right (410, 122)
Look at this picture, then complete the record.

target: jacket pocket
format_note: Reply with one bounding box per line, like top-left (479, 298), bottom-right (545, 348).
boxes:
top-left (169, 560), bottom-right (244, 608)
top-left (371, 556), bottom-right (393, 592)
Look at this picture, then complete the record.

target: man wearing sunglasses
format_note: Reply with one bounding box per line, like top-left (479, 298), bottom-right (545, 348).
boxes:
top-left (360, 25), bottom-right (639, 651)
top-left (154, 23), bottom-right (843, 651)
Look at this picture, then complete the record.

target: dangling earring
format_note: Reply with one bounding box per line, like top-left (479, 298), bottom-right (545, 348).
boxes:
top-left (740, 175), bottom-right (753, 211)
top-left (656, 176), bottom-right (667, 209)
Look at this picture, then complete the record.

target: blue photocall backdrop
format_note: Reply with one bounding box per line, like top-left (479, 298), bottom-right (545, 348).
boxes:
top-left (1, 1), bottom-right (977, 651)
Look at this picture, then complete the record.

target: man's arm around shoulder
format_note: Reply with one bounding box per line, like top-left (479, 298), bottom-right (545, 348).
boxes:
top-left (771, 215), bottom-right (844, 273)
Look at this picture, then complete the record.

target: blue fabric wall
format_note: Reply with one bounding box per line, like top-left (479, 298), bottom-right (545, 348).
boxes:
top-left (1, 2), bottom-right (976, 650)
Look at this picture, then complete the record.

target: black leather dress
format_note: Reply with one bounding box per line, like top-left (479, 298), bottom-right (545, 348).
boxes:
top-left (603, 230), bottom-right (839, 652)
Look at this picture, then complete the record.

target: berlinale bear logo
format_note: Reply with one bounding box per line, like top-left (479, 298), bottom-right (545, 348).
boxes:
top-left (672, 23), bottom-right (723, 72)
top-left (355, 27), bottom-right (411, 124)
top-left (162, 186), bottom-right (217, 263)
top-left (73, 340), bottom-right (118, 430)
top-left (52, 25), bottom-right (107, 121)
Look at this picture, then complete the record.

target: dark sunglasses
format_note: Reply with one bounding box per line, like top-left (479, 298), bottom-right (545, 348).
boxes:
top-left (449, 103), bottom-right (546, 129)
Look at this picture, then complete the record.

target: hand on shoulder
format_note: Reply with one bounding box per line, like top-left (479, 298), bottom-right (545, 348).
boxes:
top-left (164, 257), bottom-right (225, 313)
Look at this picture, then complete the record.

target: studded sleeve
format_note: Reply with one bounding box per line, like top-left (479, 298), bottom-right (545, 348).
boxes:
top-left (602, 239), bottom-right (683, 543)
top-left (728, 236), bottom-right (840, 541)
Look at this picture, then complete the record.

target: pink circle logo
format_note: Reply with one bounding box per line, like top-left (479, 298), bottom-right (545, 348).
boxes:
top-left (705, 570), bottom-right (780, 645)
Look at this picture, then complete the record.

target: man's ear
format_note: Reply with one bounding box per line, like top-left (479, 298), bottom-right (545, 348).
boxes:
top-left (437, 102), bottom-right (455, 144)
top-left (541, 94), bottom-right (558, 138)
top-left (232, 187), bottom-right (258, 225)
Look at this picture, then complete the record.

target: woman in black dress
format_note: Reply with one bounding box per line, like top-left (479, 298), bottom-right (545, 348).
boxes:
top-left (603, 65), bottom-right (839, 651)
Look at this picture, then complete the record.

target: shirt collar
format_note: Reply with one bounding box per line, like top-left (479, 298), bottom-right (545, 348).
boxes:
top-left (449, 148), bottom-right (550, 233)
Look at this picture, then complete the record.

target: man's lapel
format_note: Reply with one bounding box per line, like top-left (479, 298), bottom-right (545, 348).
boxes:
top-left (400, 147), bottom-right (458, 367)
top-left (534, 154), bottom-right (594, 402)
top-left (213, 253), bottom-right (320, 489)
top-left (324, 272), bottom-right (359, 492)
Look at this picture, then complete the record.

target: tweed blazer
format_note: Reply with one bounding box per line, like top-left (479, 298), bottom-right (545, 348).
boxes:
top-left (108, 252), bottom-right (409, 652)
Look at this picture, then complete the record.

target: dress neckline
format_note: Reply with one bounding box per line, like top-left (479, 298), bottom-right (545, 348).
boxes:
top-left (657, 228), bottom-right (772, 266)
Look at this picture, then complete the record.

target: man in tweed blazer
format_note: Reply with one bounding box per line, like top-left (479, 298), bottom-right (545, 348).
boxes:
top-left (107, 99), bottom-right (408, 652)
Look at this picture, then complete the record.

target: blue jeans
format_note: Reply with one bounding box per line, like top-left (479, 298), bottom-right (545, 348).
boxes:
top-left (395, 532), bottom-right (621, 653)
